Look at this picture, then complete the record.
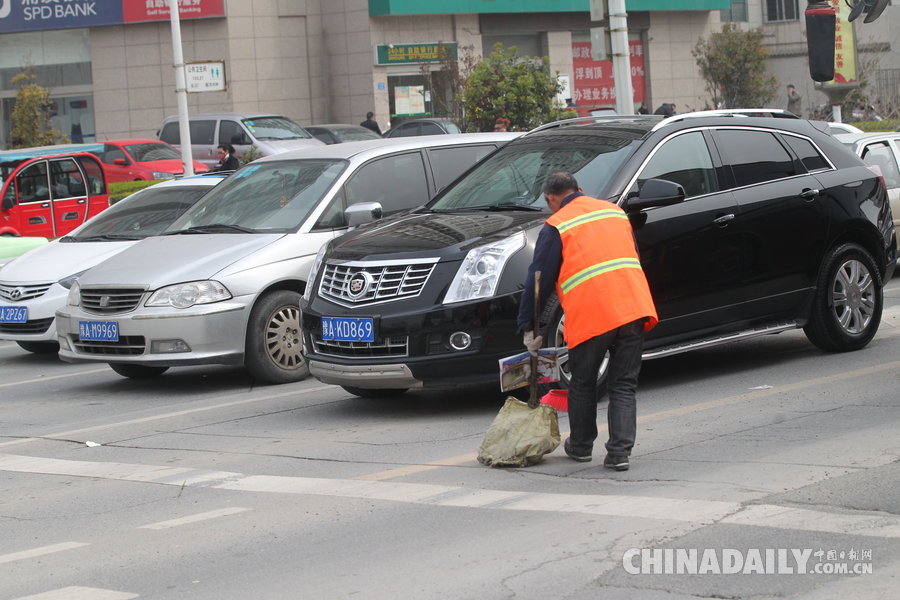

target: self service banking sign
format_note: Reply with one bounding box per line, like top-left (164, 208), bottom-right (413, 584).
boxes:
top-left (0, 0), bottom-right (226, 34)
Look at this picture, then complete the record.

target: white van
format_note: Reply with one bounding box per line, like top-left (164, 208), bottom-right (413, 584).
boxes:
top-left (157, 112), bottom-right (324, 168)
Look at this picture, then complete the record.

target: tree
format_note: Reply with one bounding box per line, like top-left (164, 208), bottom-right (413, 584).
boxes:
top-left (8, 61), bottom-right (68, 148)
top-left (420, 43), bottom-right (479, 133)
top-left (693, 24), bottom-right (777, 110)
top-left (460, 44), bottom-right (570, 132)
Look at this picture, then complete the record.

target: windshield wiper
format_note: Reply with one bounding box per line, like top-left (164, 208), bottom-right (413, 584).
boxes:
top-left (164, 224), bottom-right (256, 235)
top-left (65, 234), bottom-right (144, 242)
top-left (455, 203), bottom-right (544, 212)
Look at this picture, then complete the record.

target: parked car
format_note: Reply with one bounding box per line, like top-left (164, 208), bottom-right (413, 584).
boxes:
top-left (55, 133), bottom-right (520, 383)
top-left (299, 111), bottom-right (896, 398)
top-left (0, 150), bottom-right (109, 238)
top-left (0, 236), bottom-right (48, 268)
top-left (383, 118), bottom-right (461, 138)
top-left (834, 131), bottom-right (900, 238)
top-left (824, 122), bottom-right (864, 135)
top-left (85, 139), bottom-right (208, 182)
top-left (0, 173), bottom-right (225, 354)
top-left (158, 113), bottom-right (324, 168)
top-left (306, 124), bottom-right (383, 145)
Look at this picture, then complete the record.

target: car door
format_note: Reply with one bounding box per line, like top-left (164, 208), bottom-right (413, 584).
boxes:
top-left (13, 160), bottom-right (55, 238)
top-left (621, 130), bottom-right (743, 342)
top-left (858, 137), bottom-right (900, 234)
top-left (100, 143), bottom-right (132, 181)
top-left (712, 128), bottom-right (830, 320)
top-left (48, 157), bottom-right (90, 235)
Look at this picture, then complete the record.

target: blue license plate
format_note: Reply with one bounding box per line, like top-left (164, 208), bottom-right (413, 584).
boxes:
top-left (0, 306), bottom-right (27, 323)
top-left (79, 320), bottom-right (119, 342)
top-left (321, 317), bottom-right (375, 342)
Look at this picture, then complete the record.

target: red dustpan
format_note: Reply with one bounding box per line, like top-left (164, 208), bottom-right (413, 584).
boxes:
top-left (540, 389), bottom-right (568, 412)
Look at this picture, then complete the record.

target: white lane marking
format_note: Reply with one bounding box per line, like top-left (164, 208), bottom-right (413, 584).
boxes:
top-left (138, 507), bottom-right (251, 530)
top-left (11, 587), bottom-right (138, 600)
top-left (721, 504), bottom-right (900, 539)
top-left (0, 384), bottom-right (334, 449)
top-left (0, 541), bottom-right (89, 566)
top-left (0, 368), bottom-right (110, 390)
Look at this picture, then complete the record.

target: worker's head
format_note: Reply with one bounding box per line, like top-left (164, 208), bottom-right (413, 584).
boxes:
top-left (543, 171), bottom-right (580, 212)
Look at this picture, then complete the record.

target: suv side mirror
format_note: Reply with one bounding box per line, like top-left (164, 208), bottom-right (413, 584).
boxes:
top-left (345, 202), bottom-right (383, 227)
top-left (626, 179), bottom-right (685, 211)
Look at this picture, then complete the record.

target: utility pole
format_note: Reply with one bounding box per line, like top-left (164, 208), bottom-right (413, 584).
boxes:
top-left (168, 0), bottom-right (194, 176)
top-left (590, 0), bottom-right (634, 115)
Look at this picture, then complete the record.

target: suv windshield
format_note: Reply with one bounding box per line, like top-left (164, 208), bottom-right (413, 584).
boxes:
top-left (125, 142), bottom-right (181, 162)
top-left (428, 135), bottom-right (637, 210)
top-left (242, 117), bottom-right (313, 140)
top-left (166, 159), bottom-right (346, 233)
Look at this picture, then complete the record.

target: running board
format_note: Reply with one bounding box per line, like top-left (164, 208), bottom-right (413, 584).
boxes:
top-left (642, 322), bottom-right (800, 360)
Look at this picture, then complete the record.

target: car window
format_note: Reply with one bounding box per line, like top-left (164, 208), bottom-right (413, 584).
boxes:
top-left (428, 144), bottom-right (497, 191)
top-left (77, 156), bottom-right (107, 195)
top-left (190, 120), bottom-right (217, 145)
top-left (391, 123), bottom-right (418, 138)
top-left (344, 152), bottom-right (429, 215)
top-left (159, 122), bottom-right (180, 144)
top-left (219, 120), bottom-right (248, 145)
top-left (335, 128), bottom-right (381, 142)
top-left (72, 185), bottom-right (213, 239)
top-left (125, 142), bottom-right (180, 162)
top-left (861, 142), bottom-right (900, 188)
top-left (309, 129), bottom-right (335, 144)
top-left (168, 159), bottom-right (346, 232)
top-left (444, 122), bottom-right (461, 134)
top-left (50, 158), bottom-right (86, 198)
top-left (312, 187), bottom-right (348, 230)
top-left (629, 131), bottom-right (719, 199)
top-left (102, 144), bottom-right (128, 163)
top-left (717, 129), bottom-right (798, 187)
top-left (241, 117), bottom-right (312, 140)
top-left (17, 161), bottom-right (50, 203)
top-left (420, 122), bottom-right (444, 135)
top-left (782, 134), bottom-right (830, 172)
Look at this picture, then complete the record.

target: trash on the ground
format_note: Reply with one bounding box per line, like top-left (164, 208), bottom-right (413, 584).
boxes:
top-left (85, 441), bottom-right (102, 447)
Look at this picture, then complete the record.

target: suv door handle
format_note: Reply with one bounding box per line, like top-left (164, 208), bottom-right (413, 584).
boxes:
top-left (800, 188), bottom-right (819, 199)
top-left (713, 213), bottom-right (735, 225)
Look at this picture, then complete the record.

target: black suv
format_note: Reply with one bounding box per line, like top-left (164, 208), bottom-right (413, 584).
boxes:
top-left (300, 112), bottom-right (897, 398)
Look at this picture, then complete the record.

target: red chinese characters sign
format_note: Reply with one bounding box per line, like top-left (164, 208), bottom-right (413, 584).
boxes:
top-left (571, 40), bottom-right (645, 110)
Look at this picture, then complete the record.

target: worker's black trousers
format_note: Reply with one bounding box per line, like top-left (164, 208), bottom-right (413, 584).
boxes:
top-left (566, 319), bottom-right (645, 457)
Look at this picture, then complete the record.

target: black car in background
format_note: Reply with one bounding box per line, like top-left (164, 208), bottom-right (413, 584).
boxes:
top-left (300, 112), bottom-right (897, 398)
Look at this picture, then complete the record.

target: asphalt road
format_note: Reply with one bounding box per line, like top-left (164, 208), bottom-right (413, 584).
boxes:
top-left (1, 274), bottom-right (899, 600)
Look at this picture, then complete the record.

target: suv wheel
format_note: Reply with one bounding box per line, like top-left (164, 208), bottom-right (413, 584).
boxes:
top-left (16, 341), bottom-right (59, 354)
top-left (804, 243), bottom-right (883, 352)
top-left (109, 363), bottom-right (169, 379)
top-left (341, 386), bottom-right (409, 399)
top-left (244, 290), bottom-right (309, 384)
top-left (540, 294), bottom-right (609, 402)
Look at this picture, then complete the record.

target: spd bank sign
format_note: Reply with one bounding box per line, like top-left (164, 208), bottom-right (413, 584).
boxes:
top-left (0, 0), bottom-right (226, 34)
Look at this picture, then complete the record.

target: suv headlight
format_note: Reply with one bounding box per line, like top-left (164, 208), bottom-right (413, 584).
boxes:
top-left (145, 280), bottom-right (231, 309)
top-left (303, 244), bottom-right (328, 301)
top-left (66, 281), bottom-right (81, 307)
top-left (443, 232), bottom-right (525, 304)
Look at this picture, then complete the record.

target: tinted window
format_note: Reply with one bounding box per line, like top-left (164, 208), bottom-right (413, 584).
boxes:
top-left (50, 158), bottom-right (85, 199)
top-left (428, 145), bottom-right (496, 191)
top-left (125, 142), bottom-right (180, 162)
top-left (190, 120), bottom-right (216, 145)
top-left (783, 135), bottom-right (829, 172)
top-left (219, 120), bottom-right (247, 145)
top-left (103, 144), bottom-right (127, 163)
top-left (717, 130), bottom-right (797, 187)
top-left (861, 142), bottom-right (900, 188)
top-left (390, 123), bottom-right (419, 138)
top-left (308, 129), bottom-right (336, 144)
top-left (78, 157), bottom-right (106, 194)
top-left (241, 117), bottom-right (312, 140)
top-left (159, 122), bottom-right (180, 144)
top-left (17, 162), bottom-right (50, 203)
top-left (420, 122), bottom-right (444, 135)
top-left (334, 127), bottom-right (381, 142)
top-left (631, 131), bottom-right (719, 198)
top-left (345, 152), bottom-right (429, 214)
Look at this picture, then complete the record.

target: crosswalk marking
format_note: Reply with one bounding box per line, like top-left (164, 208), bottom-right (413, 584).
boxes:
top-left (11, 587), bottom-right (138, 600)
top-left (138, 507), bottom-right (251, 530)
top-left (0, 542), bottom-right (89, 566)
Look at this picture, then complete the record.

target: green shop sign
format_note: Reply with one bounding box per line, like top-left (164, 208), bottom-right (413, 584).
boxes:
top-left (375, 43), bottom-right (458, 65)
top-left (369, 0), bottom-right (730, 16)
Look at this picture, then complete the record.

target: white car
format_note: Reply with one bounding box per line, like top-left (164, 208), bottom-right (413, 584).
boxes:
top-left (834, 132), bottom-right (900, 237)
top-left (0, 174), bottom-right (225, 354)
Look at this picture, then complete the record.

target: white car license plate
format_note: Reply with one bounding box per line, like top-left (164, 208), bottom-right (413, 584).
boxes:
top-left (79, 320), bottom-right (120, 342)
top-left (0, 306), bottom-right (27, 323)
top-left (321, 317), bottom-right (375, 342)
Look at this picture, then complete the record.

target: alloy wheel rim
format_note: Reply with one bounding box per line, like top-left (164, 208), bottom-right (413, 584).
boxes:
top-left (266, 306), bottom-right (305, 369)
top-left (831, 258), bottom-right (875, 335)
top-left (555, 314), bottom-right (609, 386)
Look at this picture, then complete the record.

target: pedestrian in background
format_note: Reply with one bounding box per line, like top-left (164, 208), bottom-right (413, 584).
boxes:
top-left (518, 171), bottom-right (658, 470)
top-left (210, 143), bottom-right (239, 172)
top-left (494, 117), bottom-right (511, 132)
top-left (786, 84), bottom-right (802, 117)
top-left (360, 111), bottom-right (382, 135)
top-left (654, 103), bottom-right (676, 116)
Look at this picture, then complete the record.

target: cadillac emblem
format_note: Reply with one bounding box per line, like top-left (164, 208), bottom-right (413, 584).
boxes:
top-left (347, 272), bottom-right (373, 300)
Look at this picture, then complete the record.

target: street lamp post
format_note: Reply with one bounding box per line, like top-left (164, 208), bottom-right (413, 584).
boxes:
top-left (168, 0), bottom-right (194, 176)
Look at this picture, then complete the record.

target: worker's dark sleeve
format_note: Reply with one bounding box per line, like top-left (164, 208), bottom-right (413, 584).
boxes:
top-left (517, 224), bottom-right (562, 333)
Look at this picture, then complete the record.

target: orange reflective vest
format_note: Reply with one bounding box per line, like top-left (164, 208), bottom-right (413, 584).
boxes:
top-left (546, 195), bottom-right (658, 349)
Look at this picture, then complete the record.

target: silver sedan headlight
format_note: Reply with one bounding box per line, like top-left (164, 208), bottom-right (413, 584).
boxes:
top-left (145, 280), bottom-right (231, 309)
top-left (442, 232), bottom-right (525, 304)
top-left (66, 281), bottom-right (81, 307)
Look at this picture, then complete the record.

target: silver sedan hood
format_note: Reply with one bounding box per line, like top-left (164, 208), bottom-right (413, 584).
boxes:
top-left (76, 234), bottom-right (285, 289)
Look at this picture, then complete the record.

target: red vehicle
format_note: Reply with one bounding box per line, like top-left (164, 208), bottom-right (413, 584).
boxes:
top-left (85, 139), bottom-right (208, 182)
top-left (0, 150), bottom-right (110, 238)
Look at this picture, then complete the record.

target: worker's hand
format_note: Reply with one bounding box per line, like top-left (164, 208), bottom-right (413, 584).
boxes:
top-left (523, 331), bottom-right (543, 356)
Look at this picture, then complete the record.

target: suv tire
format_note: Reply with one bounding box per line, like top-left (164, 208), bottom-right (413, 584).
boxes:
top-left (244, 290), bottom-right (309, 384)
top-left (804, 243), bottom-right (883, 352)
top-left (109, 363), bottom-right (169, 379)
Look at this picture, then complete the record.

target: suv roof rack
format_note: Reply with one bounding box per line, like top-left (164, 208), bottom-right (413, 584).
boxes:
top-left (651, 109), bottom-right (800, 132)
top-left (527, 114), bottom-right (659, 136)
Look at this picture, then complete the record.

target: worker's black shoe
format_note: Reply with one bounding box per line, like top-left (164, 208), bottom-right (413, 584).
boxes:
top-left (564, 438), bottom-right (592, 462)
top-left (603, 454), bottom-right (629, 471)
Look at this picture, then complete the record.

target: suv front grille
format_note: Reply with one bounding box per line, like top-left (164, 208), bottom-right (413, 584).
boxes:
top-left (312, 335), bottom-right (408, 358)
top-left (0, 282), bottom-right (53, 302)
top-left (318, 260), bottom-right (437, 306)
top-left (73, 335), bottom-right (146, 355)
top-left (80, 288), bottom-right (145, 314)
